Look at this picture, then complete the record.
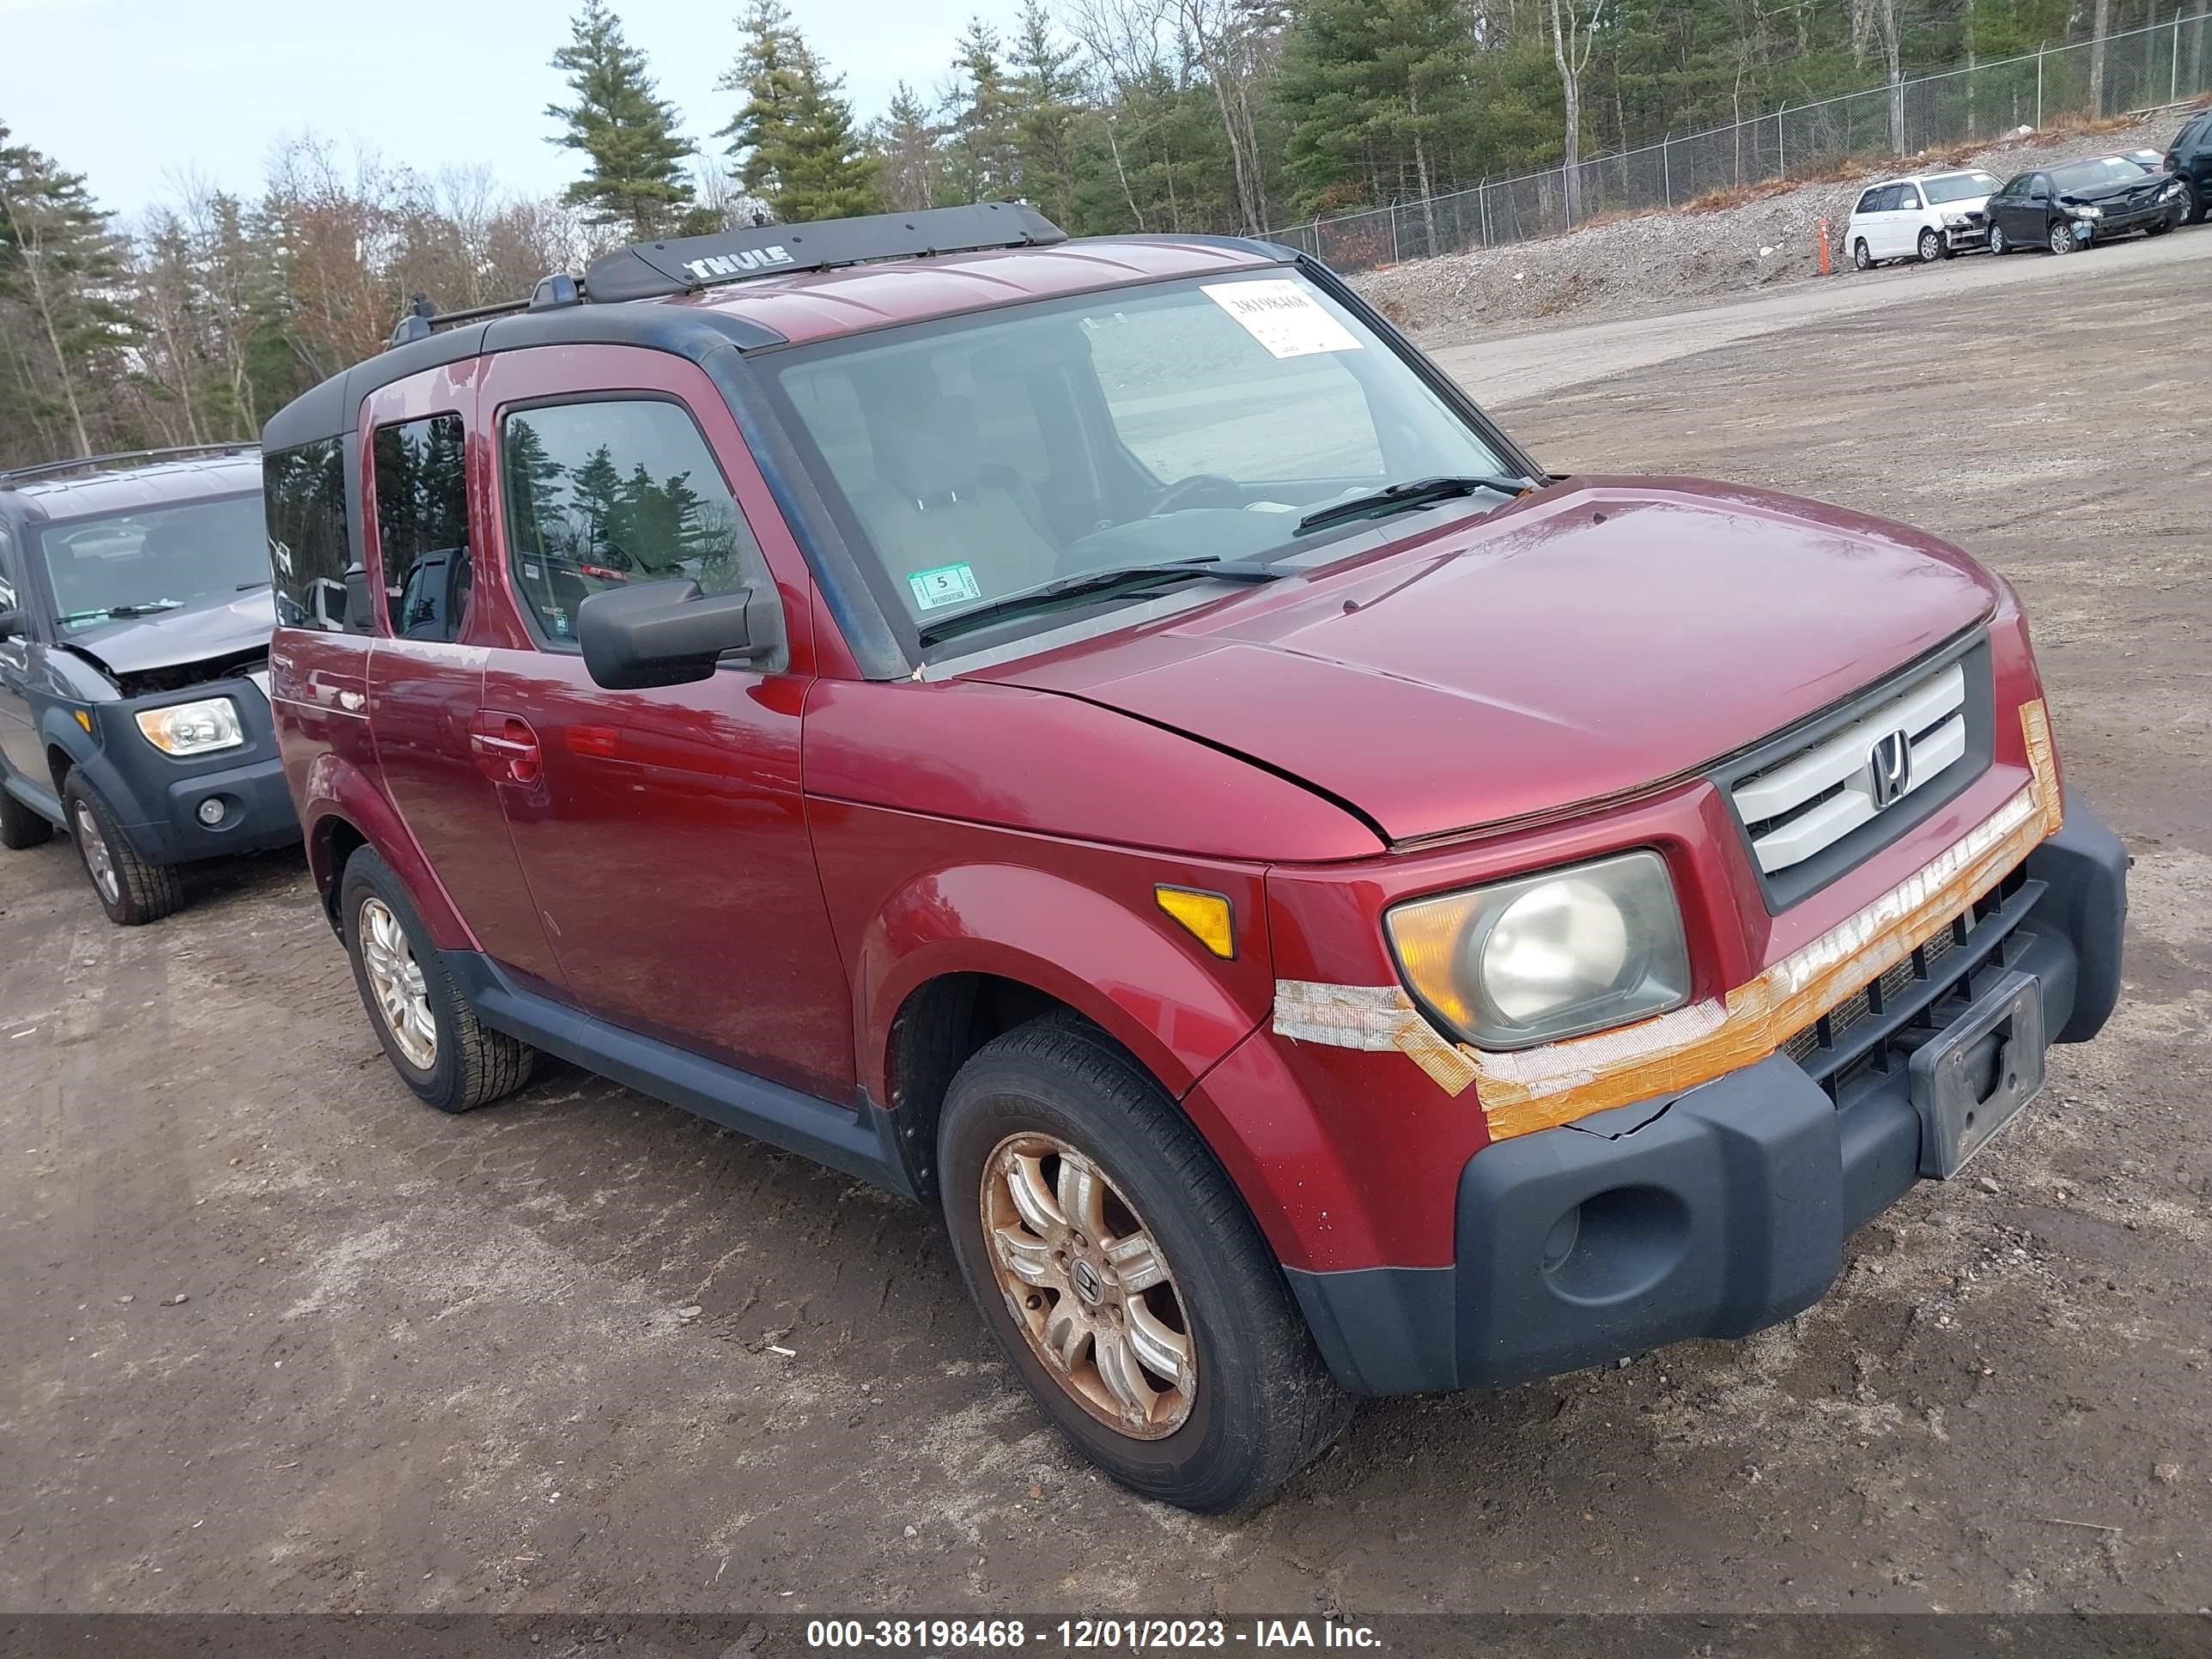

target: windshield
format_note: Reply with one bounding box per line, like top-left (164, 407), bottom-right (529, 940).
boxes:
top-left (1923, 172), bottom-right (1999, 204)
top-left (2051, 157), bottom-right (2144, 192)
top-left (763, 271), bottom-right (1515, 648)
top-left (34, 495), bottom-right (269, 631)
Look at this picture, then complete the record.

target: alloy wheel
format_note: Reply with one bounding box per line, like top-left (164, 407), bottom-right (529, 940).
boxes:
top-left (1853, 240), bottom-right (1871, 270)
top-left (981, 1132), bottom-right (1197, 1439)
top-left (2049, 222), bottom-right (2074, 254)
top-left (1919, 228), bottom-right (1941, 262)
top-left (72, 803), bottom-right (119, 905)
top-left (359, 896), bottom-right (436, 1069)
top-left (1990, 225), bottom-right (2007, 255)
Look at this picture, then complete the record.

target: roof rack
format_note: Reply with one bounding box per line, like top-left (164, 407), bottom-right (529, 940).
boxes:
top-left (0, 442), bottom-right (259, 488)
top-left (385, 202), bottom-right (1066, 349)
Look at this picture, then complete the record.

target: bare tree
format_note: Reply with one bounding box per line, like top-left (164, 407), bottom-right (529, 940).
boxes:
top-left (2087, 0), bottom-right (2112, 118)
top-left (1174, 0), bottom-right (1275, 234)
top-left (1548, 0), bottom-right (1605, 222)
top-left (1851, 0), bottom-right (1905, 154)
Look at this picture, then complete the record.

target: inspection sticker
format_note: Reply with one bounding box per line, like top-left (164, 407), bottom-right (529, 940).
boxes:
top-left (1201, 279), bottom-right (1364, 359)
top-left (908, 562), bottom-right (983, 611)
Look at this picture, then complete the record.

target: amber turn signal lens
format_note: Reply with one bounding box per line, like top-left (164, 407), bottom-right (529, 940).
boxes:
top-left (1156, 885), bottom-right (1236, 959)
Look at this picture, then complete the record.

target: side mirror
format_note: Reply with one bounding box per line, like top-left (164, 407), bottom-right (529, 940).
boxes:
top-left (578, 579), bottom-right (782, 690)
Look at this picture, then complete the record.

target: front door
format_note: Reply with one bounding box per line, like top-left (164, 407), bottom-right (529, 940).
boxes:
top-left (476, 345), bottom-right (856, 1101)
top-left (0, 522), bottom-right (48, 795)
top-left (359, 368), bottom-right (564, 989)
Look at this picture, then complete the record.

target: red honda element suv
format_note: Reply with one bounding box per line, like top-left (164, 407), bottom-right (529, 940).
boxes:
top-left (262, 205), bottom-right (2127, 1511)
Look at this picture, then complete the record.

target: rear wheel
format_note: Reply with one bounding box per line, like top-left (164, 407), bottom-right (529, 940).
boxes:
top-left (938, 1013), bottom-right (1352, 1512)
top-left (1917, 227), bottom-right (1943, 263)
top-left (1852, 238), bottom-right (1873, 270)
top-left (62, 769), bottom-right (182, 925)
top-left (339, 846), bottom-right (535, 1114)
top-left (0, 782), bottom-right (53, 850)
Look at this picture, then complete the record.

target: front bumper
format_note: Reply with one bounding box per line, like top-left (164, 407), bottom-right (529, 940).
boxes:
top-left (1285, 794), bottom-right (2127, 1396)
top-left (1943, 222), bottom-right (1990, 251)
top-left (83, 684), bottom-right (300, 866)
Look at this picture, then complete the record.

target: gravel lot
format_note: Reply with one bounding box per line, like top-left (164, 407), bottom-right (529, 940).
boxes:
top-left (1358, 112), bottom-right (2195, 340)
top-left (3, 230), bottom-right (2208, 1620)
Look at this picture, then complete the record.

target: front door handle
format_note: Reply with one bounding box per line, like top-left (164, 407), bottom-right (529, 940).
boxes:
top-left (470, 712), bottom-right (542, 785)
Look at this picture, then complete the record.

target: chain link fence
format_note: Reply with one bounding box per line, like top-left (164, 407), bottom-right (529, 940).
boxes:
top-left (1269, 13), bottom-right (2212, 274)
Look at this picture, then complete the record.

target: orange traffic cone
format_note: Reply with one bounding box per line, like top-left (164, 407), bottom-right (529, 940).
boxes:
top-left (1819, 217), bottom-right (1832, 276)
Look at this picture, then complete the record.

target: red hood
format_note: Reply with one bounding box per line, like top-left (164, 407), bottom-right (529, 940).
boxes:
top-left (974, 478), bottom-right (2000, 843)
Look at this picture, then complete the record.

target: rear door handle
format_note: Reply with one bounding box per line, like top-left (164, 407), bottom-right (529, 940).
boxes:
top-left (470, 712), bottom-right (542, 785)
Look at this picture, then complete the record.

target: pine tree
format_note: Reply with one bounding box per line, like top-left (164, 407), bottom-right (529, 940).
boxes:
top-left (569, 444), bottom-right (625, 558)
top-left (1007, 0), bottom-right (1082, 222)
top-left (719, 3), bottom-right (878, 222)
top-left (545, 0), bottom-right (698, 240)
top-left (940, 20), bottom-right (1022, 203)
top-left (0, 122), bottom-right (137, 458)
top-left (871, 83), bottom-right (945, 213)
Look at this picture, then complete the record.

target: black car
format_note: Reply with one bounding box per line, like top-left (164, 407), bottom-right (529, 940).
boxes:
top-left (2165, 106), bottom-right (2212, 224)
top-left (1984, 155), bottom-right (2188, 255)
top-left (0, 447), bottom-right (300, 923)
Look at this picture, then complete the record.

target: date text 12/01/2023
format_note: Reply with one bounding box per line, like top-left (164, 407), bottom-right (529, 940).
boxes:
top-left (803, 1619), bottom-right (1384, 1649)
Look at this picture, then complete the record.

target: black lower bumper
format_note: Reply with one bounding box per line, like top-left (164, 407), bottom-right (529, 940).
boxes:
top-left (1287, 793), bottom-right (2128, 1397)
top-left (91, 747), bottom-right (299, 866)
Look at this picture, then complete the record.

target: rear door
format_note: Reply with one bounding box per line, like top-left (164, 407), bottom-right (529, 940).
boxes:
top-left (476, 344), bottom-right (856, 1100)
top-left (359, 366), bottom-right (564, 988)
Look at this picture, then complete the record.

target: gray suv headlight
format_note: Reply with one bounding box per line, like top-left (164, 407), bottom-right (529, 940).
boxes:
top-left (1386, 850), bottom-right (1692, 1050)
top-left (135, 696), bottom-right (245, 756)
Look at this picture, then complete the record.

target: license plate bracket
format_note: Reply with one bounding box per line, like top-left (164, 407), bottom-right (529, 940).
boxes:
top-left (1909, 970), bottom-right (2045, 1178)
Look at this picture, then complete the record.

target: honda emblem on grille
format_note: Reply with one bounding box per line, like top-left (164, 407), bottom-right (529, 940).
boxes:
top-left (1868, 730), bottom-right (1912, 809)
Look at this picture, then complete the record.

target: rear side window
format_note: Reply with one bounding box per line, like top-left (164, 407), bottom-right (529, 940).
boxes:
top-left (264, 437), bottom-right (359, 633)
top-left (497, 398), bottom-right (766, 645)
top-left (1855, 188), bottom-right (1881, 215)
top-left (372, 415), bottom-right (471, 642)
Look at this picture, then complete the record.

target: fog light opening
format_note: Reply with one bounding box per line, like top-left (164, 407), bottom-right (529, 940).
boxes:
top-left (1540, 1184), bottom-right (1693, 1306)
top-left (196, 796), bottom-right (233, 828)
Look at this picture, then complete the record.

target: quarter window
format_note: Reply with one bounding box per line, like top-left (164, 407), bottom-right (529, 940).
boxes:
top-left (497, 399), bottom-right (765, 646)
top-left (373, 415), bottom-right (471, 641)
top-left (264, 437), bottom-right (359, 632)
top-left (1855, 188), bottom-right (1881, 215)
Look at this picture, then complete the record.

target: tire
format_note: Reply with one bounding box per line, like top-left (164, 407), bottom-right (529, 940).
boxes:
top-left (2048, 220), bottom-right (2075, 255)
top-left (61, 768), bottom-right (182, 925)
top-left (2147, 213), bottom-right (2173, 237)
top-left (1990, 223), bottom-right (2008, 256)
top-left (2178, 182), bottom-right (2203, 226)
top-left (339, 845), bottom-right (535, 1114)
top-left (0, 781), bottom-right (53, 850)
top-left (1852, 238), bottom-right (1873, 271)
top-left (938, 1012), bottom-right (1352, 1512)
top-left (1918, 227), bottom-right (1943, 263)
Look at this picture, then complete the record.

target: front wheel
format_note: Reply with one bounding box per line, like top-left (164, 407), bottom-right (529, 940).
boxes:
top-left (2048, 221), bottom-right (2075, 255)
top-left (2178, 182), bottom-right (2203, 226)
top-left (1852, 238), bottom-right (1873, 270)
top-left (340, 846), bottom-right (536, 1113)
top-left (938, 1014), bottom-right (1352, 1512)
top-left (1990, 224), bottom-right (2009, 255)
top-left (1918, 227), bottom-right (1943, 263)
top-left (62, 769), bottom-right (181, 925)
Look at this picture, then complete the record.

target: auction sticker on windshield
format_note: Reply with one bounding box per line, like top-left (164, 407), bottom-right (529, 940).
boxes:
top-left (908, 562), bottom-right (983, 611)
top-left (1201, 280), bottom-right (1363, 359)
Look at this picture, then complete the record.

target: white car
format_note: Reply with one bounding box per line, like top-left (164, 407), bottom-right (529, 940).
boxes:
top-left (1844, 169), bottom-right (2003, 269)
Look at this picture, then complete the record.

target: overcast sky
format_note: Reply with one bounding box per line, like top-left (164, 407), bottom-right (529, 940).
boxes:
top-left (2, 0), bottom-right (1031, 220)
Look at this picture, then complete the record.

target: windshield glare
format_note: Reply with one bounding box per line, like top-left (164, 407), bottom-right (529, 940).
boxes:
top-left (1923, 172), bottom-right (1999, 204)
top-left (2051, 158), bottom-right (2142, 191)
top-left (35, 495), bottom-right (270, 630)
top-left (768, 272), bottom-right (1512, 645)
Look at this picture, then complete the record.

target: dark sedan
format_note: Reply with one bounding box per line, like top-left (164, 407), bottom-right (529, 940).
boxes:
top-left (1985, 155), bottom-right (2188, 255)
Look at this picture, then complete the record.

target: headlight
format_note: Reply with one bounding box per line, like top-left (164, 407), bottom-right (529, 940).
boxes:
top-left (1942, 213), bottom-right (1968, 228)
top-left (1385, 850), bottom-right (1692, 1050)
top-left (2160, 182), bottom-right (2185, 201)
top-left (135, 697), bottom-right (244, 756)
top-left (2071, 204), bottom-right (2103, 220)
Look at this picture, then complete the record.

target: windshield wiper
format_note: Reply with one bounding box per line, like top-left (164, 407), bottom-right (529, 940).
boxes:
top-left (61, 600), bottom-right (185, 623)
top-left (916, 557), bottom-right (1284, 648)
top-left (1295, 474), bottom-right (1539, 537)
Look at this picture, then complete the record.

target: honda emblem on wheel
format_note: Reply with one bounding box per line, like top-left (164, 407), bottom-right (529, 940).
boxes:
top-left (1869, 730), bottom-right (1913, 808)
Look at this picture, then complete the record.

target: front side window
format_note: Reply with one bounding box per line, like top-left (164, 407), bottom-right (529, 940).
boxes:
top-left (766, 271), bottom-right (1513, 646)
top-left (373, 415), bottom-right (471, 642)
top-left (265, 439), bottom-right (357, 632)
top-left (498, 399), bottom-right (765, 645)
top-left (1895, 184), bottom-right (1924, 210)
top-left (38, 494), bottom-right (271, 633)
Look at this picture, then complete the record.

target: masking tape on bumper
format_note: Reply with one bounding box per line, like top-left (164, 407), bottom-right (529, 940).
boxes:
top-left (1273, 700), bottom-right (2065, 1142)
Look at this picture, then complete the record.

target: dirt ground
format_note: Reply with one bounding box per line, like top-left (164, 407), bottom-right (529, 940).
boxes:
top-left (3, 231), bottom-right (2208, 1620)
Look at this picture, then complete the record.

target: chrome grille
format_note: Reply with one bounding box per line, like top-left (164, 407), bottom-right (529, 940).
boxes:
top-left (1733, 660), bottom-right (1969, 878)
